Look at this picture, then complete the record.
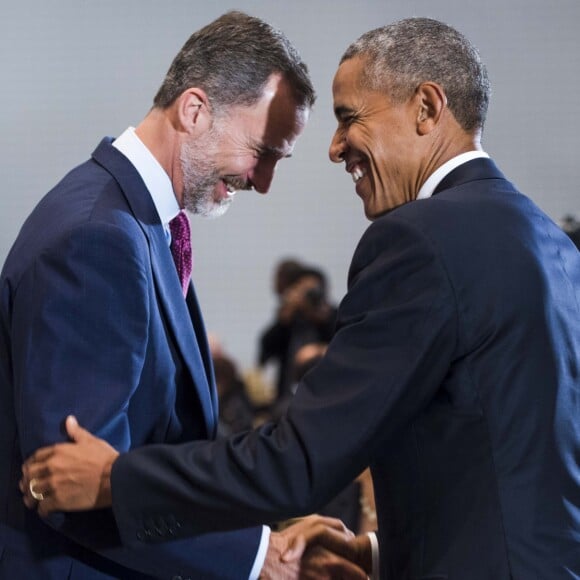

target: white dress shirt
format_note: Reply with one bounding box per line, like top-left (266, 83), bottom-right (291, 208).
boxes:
top-left (112, 127), bottom-right (180, 237)
top-left (416, 150), bottom-right (490, 200)
top-left (112, 127), bottom-right (270, 580)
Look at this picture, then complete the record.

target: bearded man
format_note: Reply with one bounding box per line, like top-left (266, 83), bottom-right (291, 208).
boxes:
top-left (22, 16), bottom-right (580, 580)
top-left (0, 11), bottom-right (367, 580)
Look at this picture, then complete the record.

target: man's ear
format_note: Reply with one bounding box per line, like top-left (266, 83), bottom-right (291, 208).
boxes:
top-left (175, 88), bottom-right (212, 135)
top-left (415, 82), bottom-right (447, 135)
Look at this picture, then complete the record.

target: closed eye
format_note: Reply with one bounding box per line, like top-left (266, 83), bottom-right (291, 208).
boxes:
top-left (253, 145), bottom-right (291, 161)
top-left (334, 106), bottom-right (357, 125)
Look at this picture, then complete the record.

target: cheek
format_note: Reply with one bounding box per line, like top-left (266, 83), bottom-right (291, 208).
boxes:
top-left (218, 153), bottom-right (259, 174)
top-left (364, 137), bottom-right (391, 180)
top-left (351, 125), bottom-right (382, 158)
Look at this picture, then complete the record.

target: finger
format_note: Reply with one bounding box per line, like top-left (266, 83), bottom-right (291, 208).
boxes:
top-left (281, 533), bottom-right (307, 562)
top-left (22, 447), bottom-right (56, 485)
top-left (281, 518), bottom-right (352, 561)
top-left (306, 515), bottom-right (354, 535)
top-left (329, 559), bottom-right (368, 580)
top-left (37, 496), bottom-right (58, 518)
top-left (19, 476), bottom-right (39, 508)
top-left (24, 446), bottom-right (56, 469)
top-left (25, 461), bottom-right (53, 483)
top-left (21, 475), bottom-right (50, 508)
top-left (296, 521), bottom-right (355, 545)
top-left (65, 415), bottom-right (86, 441)
top-left (303, 527), bottom-right (359, 560)
top-left (21, 475), bottom-right (38, 510)
top-left (302, 548), bottom-right (368, 580)
top-left (23, 494), bottom-right (37, 510)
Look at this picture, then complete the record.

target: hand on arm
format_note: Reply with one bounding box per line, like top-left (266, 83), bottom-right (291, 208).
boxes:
top-left (21, 415), bottom-right (117, 517)
top-left (260, 515), bottom-right (370, 580)
top-left (21, 420), bottom-right (372, 578)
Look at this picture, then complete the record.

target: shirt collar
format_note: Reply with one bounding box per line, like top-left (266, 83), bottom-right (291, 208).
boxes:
top-left (416, 150), bottom-right (490, 200)
top-left (112, 127), bottom-right (181, 230)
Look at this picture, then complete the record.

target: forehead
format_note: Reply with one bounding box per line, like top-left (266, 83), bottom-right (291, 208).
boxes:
top-left (332, 57), bottom-right (387, 120)
top-left (332, 57), bottom-right (368, 105)
top-left (226, 75), bottom-right (309, 155)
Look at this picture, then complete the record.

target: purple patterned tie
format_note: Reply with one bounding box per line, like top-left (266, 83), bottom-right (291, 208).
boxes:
top-left (169, 210), bottom-right (192, 297)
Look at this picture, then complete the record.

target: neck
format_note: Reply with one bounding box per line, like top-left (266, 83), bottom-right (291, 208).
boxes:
top-left (135, 108), bottom-right (185, 205)
top-left (416, 125), bottom-right (482, 196)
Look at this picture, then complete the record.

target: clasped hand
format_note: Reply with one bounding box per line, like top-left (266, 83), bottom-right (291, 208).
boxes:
top-left (20, 416), bottom-right (372, 578)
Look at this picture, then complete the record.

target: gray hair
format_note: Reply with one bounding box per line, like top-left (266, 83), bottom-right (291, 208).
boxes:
top-left (154, 11), bottom-right (315, 113)
top-left (341, 17), bottom-right (490, 132)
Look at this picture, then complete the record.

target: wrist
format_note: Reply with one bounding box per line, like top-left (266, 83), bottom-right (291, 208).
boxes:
top-left (353, 533), bottom-right (373, 575)
top-left (97, 453), bottom-right (118, 508)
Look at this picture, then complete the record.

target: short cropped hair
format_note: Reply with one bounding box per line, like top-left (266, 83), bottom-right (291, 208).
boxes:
top-left (341, 17), bottom-right (490, 132)
top-left (154, 11), bottom-right (315, 113)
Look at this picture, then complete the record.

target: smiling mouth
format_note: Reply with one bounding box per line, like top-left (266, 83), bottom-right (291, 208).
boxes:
top-left (348, 161), bottom-right (367, 183)
top-left (351, 166), bottom-right (365, 183)
top-left (223, 177), bottom-right (252, 197)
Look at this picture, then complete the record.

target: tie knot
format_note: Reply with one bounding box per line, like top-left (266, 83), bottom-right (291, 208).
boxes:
top-left (169, 210), bottom-right (190, 245)
top-left (169, 211), bottom-right (192, 297)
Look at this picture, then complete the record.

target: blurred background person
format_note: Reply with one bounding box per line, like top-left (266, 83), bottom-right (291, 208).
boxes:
top-left (258, 260), bottom-right (338, 408)
top-left (560, 214), bottom-right (580, 250)
top-left (208, 334), bottom-right (257, 436)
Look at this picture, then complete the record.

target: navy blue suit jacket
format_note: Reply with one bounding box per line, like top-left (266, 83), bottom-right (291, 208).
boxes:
top-left (0, 138), bottom-right (262, 579)
top-left (112, 159), bottom-right (580, 579)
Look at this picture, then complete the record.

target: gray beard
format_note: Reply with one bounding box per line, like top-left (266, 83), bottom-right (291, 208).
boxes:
top-left (180, 134), bottom-right (233, 219)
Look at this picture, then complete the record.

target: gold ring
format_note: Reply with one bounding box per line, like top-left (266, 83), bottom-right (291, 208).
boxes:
top-left (29, 478), bottom-right (44, 501)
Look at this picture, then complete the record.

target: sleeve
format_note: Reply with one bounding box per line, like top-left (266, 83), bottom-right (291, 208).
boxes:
top-left (110, 214), bottom-right (459, 546)
top-left (13, 222), bottom-right (149, 460)
top-left (12, 221), bottom-right (262, 579)
top-left (367, 532), bottom-right (380, 580)
top-left (258, 319), bottom-right (290, 365)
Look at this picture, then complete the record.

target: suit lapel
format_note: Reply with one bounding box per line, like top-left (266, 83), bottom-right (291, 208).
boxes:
top-left (432, 157), bottom-right (506, 196)
top-left (91, 138), bottom-right (217, 437)
top-left (186, 289), bottom-right (219, 435)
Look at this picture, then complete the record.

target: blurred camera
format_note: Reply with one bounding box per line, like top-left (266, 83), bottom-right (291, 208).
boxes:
top-left (304, 286), bottom-right (324, 308)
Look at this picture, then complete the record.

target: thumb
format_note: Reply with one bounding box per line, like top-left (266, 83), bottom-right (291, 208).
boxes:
top-left (281, 534), bottom-right (307, 563)
top-left (65, 415), bottom-right (89, 442)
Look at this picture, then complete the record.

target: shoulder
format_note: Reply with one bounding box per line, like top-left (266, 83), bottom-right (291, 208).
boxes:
top-left (348, 206), bottom-right (441, 287)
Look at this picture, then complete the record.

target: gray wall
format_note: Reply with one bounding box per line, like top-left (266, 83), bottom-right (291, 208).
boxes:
top-left (2, 0), bottom-right (579, 370)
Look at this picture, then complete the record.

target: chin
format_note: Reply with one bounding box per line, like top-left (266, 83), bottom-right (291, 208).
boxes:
top-left (364, 200), bottom-right (396, 221)
top-left (198, 199), bottom-right (232, 219)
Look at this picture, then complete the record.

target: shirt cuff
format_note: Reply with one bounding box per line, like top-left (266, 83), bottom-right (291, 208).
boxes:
top-left (367, 531), bottom-right (380, 580)
top-left (248, 525), bottom-right (271, 580)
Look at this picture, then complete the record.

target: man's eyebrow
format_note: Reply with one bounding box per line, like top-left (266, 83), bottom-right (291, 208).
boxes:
top-left (256, 144), bottom-right (293, 159)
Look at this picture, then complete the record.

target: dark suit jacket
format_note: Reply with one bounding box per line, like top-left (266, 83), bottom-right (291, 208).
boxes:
top-left (0, 138), bottom-right (262, 579)
top-left (111, 159), bottom-right (580, 579)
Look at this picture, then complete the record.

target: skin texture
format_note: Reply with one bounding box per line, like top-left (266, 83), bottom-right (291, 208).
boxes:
top-left (19, 75), bottom-right (368, 579)
top-left (138, 73), bottom-right (309, 218)
top-left (329, 56), bottom-right (480, 219)
top-left (21, 56), bottom-right (484, 579)
top-left (22, 420), bottom-right (369, 578)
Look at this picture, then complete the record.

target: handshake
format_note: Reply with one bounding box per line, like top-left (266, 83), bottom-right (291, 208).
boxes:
top-left (260, 514), bottom-right (372, 579)
top-left (21, 416), bottom-right (373, 580)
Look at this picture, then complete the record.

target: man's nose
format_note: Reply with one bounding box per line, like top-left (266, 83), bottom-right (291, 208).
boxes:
top-left (251, 159), bottom-right (277, 194)
top-left (329, 131), bottom-right (346, 163)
